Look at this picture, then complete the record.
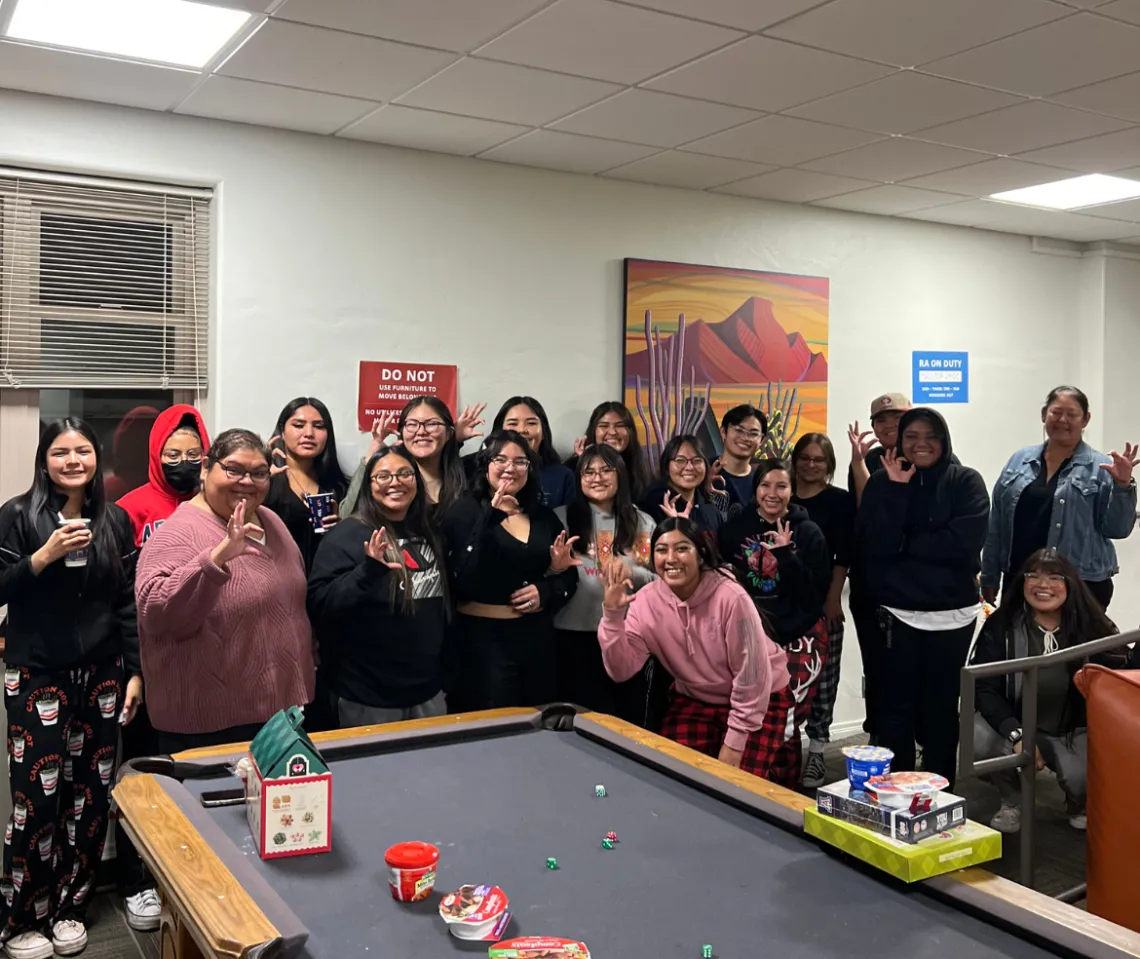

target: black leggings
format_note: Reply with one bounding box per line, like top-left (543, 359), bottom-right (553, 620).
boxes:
top-left (1084, 578), bottom-right (1113, 611)
top-left (452, 613), bottom-right (557, 711)
top-left (555, 629), bottom-right (651, 727)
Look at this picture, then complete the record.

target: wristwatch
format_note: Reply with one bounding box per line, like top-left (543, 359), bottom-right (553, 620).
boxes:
top-left (1007, 728), bottom-right (1023, 745)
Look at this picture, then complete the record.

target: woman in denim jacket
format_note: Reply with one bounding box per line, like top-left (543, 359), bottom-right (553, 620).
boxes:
top-left (982, 386), bottom-right (1137, 611)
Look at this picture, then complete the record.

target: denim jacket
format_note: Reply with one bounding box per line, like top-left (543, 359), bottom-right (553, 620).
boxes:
top-left (982, 443), bottom-right (1137, 587)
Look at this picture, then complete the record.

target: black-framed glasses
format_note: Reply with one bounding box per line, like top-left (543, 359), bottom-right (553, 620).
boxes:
top-left (491, 456), bottom-right (531, 471)
top-left (218, 463), bottom-right (271, 484)
top-left (583, 467), bottom-right (617, 479)
top-left (797, 455), bottom-right (829, 466)
top-left (403, 419), bottom-right (447, 435)
top-left (671, 455), bottom-right (705, 468)
top-left (372, 469), bottom-right (417, 484)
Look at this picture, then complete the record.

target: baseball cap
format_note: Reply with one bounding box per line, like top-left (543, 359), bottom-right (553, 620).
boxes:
top-left (870, 393), bottom-right (911, 418)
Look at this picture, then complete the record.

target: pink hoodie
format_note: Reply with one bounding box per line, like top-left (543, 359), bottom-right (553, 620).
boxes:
top-left (599, 572), bottom-right (790, 751)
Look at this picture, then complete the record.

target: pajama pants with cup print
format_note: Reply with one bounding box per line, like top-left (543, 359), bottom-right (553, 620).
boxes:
top-left (1, 656), bottom-right (123, 938)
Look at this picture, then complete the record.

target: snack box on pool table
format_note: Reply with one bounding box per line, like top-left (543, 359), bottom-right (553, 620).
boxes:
top-left (816, 779), bottom-right (969, 844)
top-left (804, 809), bottom-right (1001, 883)
top-left (242, 707), bottom-right (332, 860)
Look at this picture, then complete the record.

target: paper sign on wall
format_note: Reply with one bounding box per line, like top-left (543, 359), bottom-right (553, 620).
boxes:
top-left (913, 351), bottom-right (968, 404)
top-left (358, 361), bottom-right (458, 432)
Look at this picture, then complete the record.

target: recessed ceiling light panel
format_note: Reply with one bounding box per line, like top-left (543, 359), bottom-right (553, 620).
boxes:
top-left (4, 0), bottom-right (251, 68)
top-left (990, 174), bottom-right (1140, 211)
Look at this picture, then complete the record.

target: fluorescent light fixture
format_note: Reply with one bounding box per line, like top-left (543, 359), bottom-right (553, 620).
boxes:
top-left (4, 0), bottom-right (251, 68)
top-left (990, 174), bottom-right (1140, 210)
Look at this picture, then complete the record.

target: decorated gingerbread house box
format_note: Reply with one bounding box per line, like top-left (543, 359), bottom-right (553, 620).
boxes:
top-left (244, 707), bottom-right (332, 860)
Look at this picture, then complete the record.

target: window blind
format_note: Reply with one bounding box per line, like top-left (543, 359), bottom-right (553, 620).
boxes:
top-left (0, 168), bottom-right (211, 390)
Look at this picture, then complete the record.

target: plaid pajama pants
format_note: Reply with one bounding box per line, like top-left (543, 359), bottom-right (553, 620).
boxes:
top-left (660, 684), bottom-right (795, 781)
top-left (805, 622), bottom-right (844, 744)
top-left (767, 619), bottom-right (830, 787)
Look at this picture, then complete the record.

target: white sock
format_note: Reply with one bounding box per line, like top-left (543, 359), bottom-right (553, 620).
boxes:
top-left (808, 739), bottom-right (826, 755)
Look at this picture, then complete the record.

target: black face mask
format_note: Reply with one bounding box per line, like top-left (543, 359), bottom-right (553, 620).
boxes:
top-left (162, 461), bottom-right (201, 495)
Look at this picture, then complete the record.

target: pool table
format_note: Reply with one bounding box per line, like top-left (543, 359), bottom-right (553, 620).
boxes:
top-left (113, 707), bottom-right (1140, 959)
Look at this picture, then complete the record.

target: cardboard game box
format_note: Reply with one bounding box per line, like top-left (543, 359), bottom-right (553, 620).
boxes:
top-left (244, 707), bottom-right (332, 860)
top-left (816, 779), bottom-right (968, 844)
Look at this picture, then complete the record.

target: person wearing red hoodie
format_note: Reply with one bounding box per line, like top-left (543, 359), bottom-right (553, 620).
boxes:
top-left (113, 404), bottom-right (208, 932)
top-left (599, 517), bottom-right (791, 779)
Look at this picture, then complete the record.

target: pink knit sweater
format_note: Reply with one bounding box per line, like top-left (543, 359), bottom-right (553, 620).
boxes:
top-left (135, 502), bottom-right (315, 734)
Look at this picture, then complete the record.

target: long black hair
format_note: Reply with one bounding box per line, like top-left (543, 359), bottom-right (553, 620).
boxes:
top-left (24, 418), bottom-right (124, 583)
top-left (397, 395), bottom-right (467, 515)
top-left (274, 397), bottom-right (349, 499)
top-left (472, 430), bottom-right (542, 514)
top-left (583, 401), bottom-right (650, 496)
top-left (354, 445), bottom-right (448, 615)
top-left (567, 445), bottom-right (641, 557)
top-left (658, 434), bottom-right (707, 489)
top-left (493, 396), bottom-right (560, 467)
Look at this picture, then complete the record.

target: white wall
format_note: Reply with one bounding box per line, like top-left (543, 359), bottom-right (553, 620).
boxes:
top-left (2, 88), bottom-right (1117, 731)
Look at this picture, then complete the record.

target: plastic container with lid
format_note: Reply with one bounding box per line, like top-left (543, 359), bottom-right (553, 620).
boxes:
top-left (841, 745), bottom-right (894, 791)
top-left (438, 884), bottom-right (511, 940)
top-left (865, 771), bottom-right (949, 809)
top-left (384, 842), bottom-right (439, 902)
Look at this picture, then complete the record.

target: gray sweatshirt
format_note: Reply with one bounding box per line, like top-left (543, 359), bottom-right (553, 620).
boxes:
top-left (553, 504), bottom-right (657, 632)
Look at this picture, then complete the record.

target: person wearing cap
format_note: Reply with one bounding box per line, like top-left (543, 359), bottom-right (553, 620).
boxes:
top-left (856, 408), bottom-right (989, 786)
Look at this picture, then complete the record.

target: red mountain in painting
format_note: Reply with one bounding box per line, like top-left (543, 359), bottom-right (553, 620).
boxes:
top-left (625, 297), bottom-right (827, 385)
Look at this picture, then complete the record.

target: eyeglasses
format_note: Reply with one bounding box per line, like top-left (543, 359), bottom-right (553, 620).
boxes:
top-left (671, 455), bottom-right (706, 468)
top-left (728, 425), bottom-right (763, 441)
top-left (403, 419), bottom-right (447, 435)
top-left (490, 456), bottom-right (531, 471)
top-left (162, 452), bottom-right (203, 464)
top-left (372, 469), bottom-right (417, 484)
top-left (583, 467), bottom-right (617, 479)
top-left (798, 455), bottom-right (829, 466)
top-left (1024, 572), bottom-right (1066, 584)
top-left (217, 463), bottom-right (271, 484)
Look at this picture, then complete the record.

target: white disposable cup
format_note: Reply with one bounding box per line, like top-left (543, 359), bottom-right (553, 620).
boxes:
top-left (59, 517), bottom-right (92, 567)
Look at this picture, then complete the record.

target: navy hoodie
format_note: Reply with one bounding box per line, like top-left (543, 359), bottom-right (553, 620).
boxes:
top-left (856, 409), bottom-right (989, 611)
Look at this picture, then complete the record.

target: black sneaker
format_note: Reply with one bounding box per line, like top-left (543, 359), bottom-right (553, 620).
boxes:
top-left (802, 751), bottom-right (827, 789)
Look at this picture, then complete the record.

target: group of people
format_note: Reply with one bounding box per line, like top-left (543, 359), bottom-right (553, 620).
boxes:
top-left (0, 385), bottom-right (1136, 958)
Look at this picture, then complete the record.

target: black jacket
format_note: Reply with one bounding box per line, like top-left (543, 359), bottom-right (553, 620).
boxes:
top-left (0, 492), bottom-right (139, 674)
top-left (307, 517), bottom-right (446, 709)
top-left (718, 503), bottom-right (830, 645)
top-left (856, 409), bottom-right (989, 611)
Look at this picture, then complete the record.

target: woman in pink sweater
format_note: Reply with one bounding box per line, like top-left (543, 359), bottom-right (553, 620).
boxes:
top-left (136, 429), bottom-right (315, 753)
top-left (599, 517), bottom-right (791, 778)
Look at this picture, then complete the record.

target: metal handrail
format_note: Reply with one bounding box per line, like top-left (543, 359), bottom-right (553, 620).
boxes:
top-left (958, 625), bottom-right (1139, 891)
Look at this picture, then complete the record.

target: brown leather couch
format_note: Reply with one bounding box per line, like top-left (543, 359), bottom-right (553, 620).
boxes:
top-left (1076, 665), bottom-right (1140, 932)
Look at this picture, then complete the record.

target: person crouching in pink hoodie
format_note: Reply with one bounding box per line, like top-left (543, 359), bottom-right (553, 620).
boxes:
top-left (599, 517), bottom-right (792, 779)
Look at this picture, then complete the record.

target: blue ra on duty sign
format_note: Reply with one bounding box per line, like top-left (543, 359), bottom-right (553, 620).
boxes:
top-left (912, 351), bottom-right (968, 404)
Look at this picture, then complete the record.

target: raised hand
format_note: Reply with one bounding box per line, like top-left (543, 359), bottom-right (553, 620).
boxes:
top-left (660, 490), bottom-right (694, 520)
top-left (847, 421), bottom-right (876, 462)
top-left (211, 501), bottom-right (262, 568)
top-left (454, 403), bottom-right (487, 444)
top-left (1100, 442), bottom-right (1138, 487)
top-left (491, 478), bottom-right (521, 515)
top-left (368, 411), bottom-right (400, 458)
top-left (364, 527), bottom-right (404, 570)
top-left (705, 459), bottom-right (728, 496)
top-left (573, 435), bottom-right (588, 458)
top-left (762, 516), bottom-right (793, 548)
top-left (882, 449), bottom-right (916, 484)
top-left (601, 557), bottom-right (635, 611)
top-left (549, 531), bottom-right (583, 573)
top-left (268, 435), bottom-right (288, 476)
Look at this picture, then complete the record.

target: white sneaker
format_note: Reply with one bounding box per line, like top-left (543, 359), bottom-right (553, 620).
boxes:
top-left (3, 931), bottom-right (53, 959)
top-left (1069, 813), bottom-right (1087, 831)
top-left (125, 888), bottom-right (162, 931)
top-left (50, 920), bottom-right (87, 957)
top-left (990, 803), bottom-right (1022, 834)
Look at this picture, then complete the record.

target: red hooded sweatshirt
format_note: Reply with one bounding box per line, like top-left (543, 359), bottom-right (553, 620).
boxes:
top-left (117, 404), bottom-right (210, 547)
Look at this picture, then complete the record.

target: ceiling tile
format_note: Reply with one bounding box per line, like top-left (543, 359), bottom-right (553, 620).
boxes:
top-left (682, 115), bottom-right (881, 165)
top-left (602, 151), bottom-right (774, 188)
top-left (550, 90), bottom-right (761, 148)
top-left (396, 58), bottom-right (620, 125)
top-left (1052, 71), bottom-right (1140, 122)
top-left (1053, 0), bottom-right (1115, 6)
top-left (800, 137), bottom-right (985, 181)
top-left (899, 199), bottom-right (1019, 226)
top-left (479, 130), bottom-right (661, 172)
top-left (619, 0), bottom-right (832, 30)
top-left (175, 76), bottom-right (376, 134)
top-left (976, 204), bottom-right (1140, 240)
top-left (1016, 126), bottom-right (1140, 171)
top-left (337, 105), bottom-right (529, 154)
top-left (711, 168), bottom-right (876, 201)
top-left (645, 36), bottom-right (895, 112)
top-left (916, 101), bottom-right (1132, 154)
top-left (194, 0), bottom-right (274, 10)
top-left (218, 20), bottom-right (456, 101)
top-left (922, 13), bottom-right (1140, 96)
top-left (812, 184), bottom-right (963, 214)
top-left (1076, 195), bottom-right (1140, 220)
top-left (767, 0), bottom-right (1069, 67)
top-left (0, 41), bottom-right (199, 111)
top-left (1095, 0), bottom-right (1140, 24)
top-left (901, 158), bottom-right (1076, 194)
top-left (787, 72), bottom-right (1023, 135)
top-left (475, 0), bottom-right (742, 84)
top-left (272, 0), bottom-right (551, 51)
